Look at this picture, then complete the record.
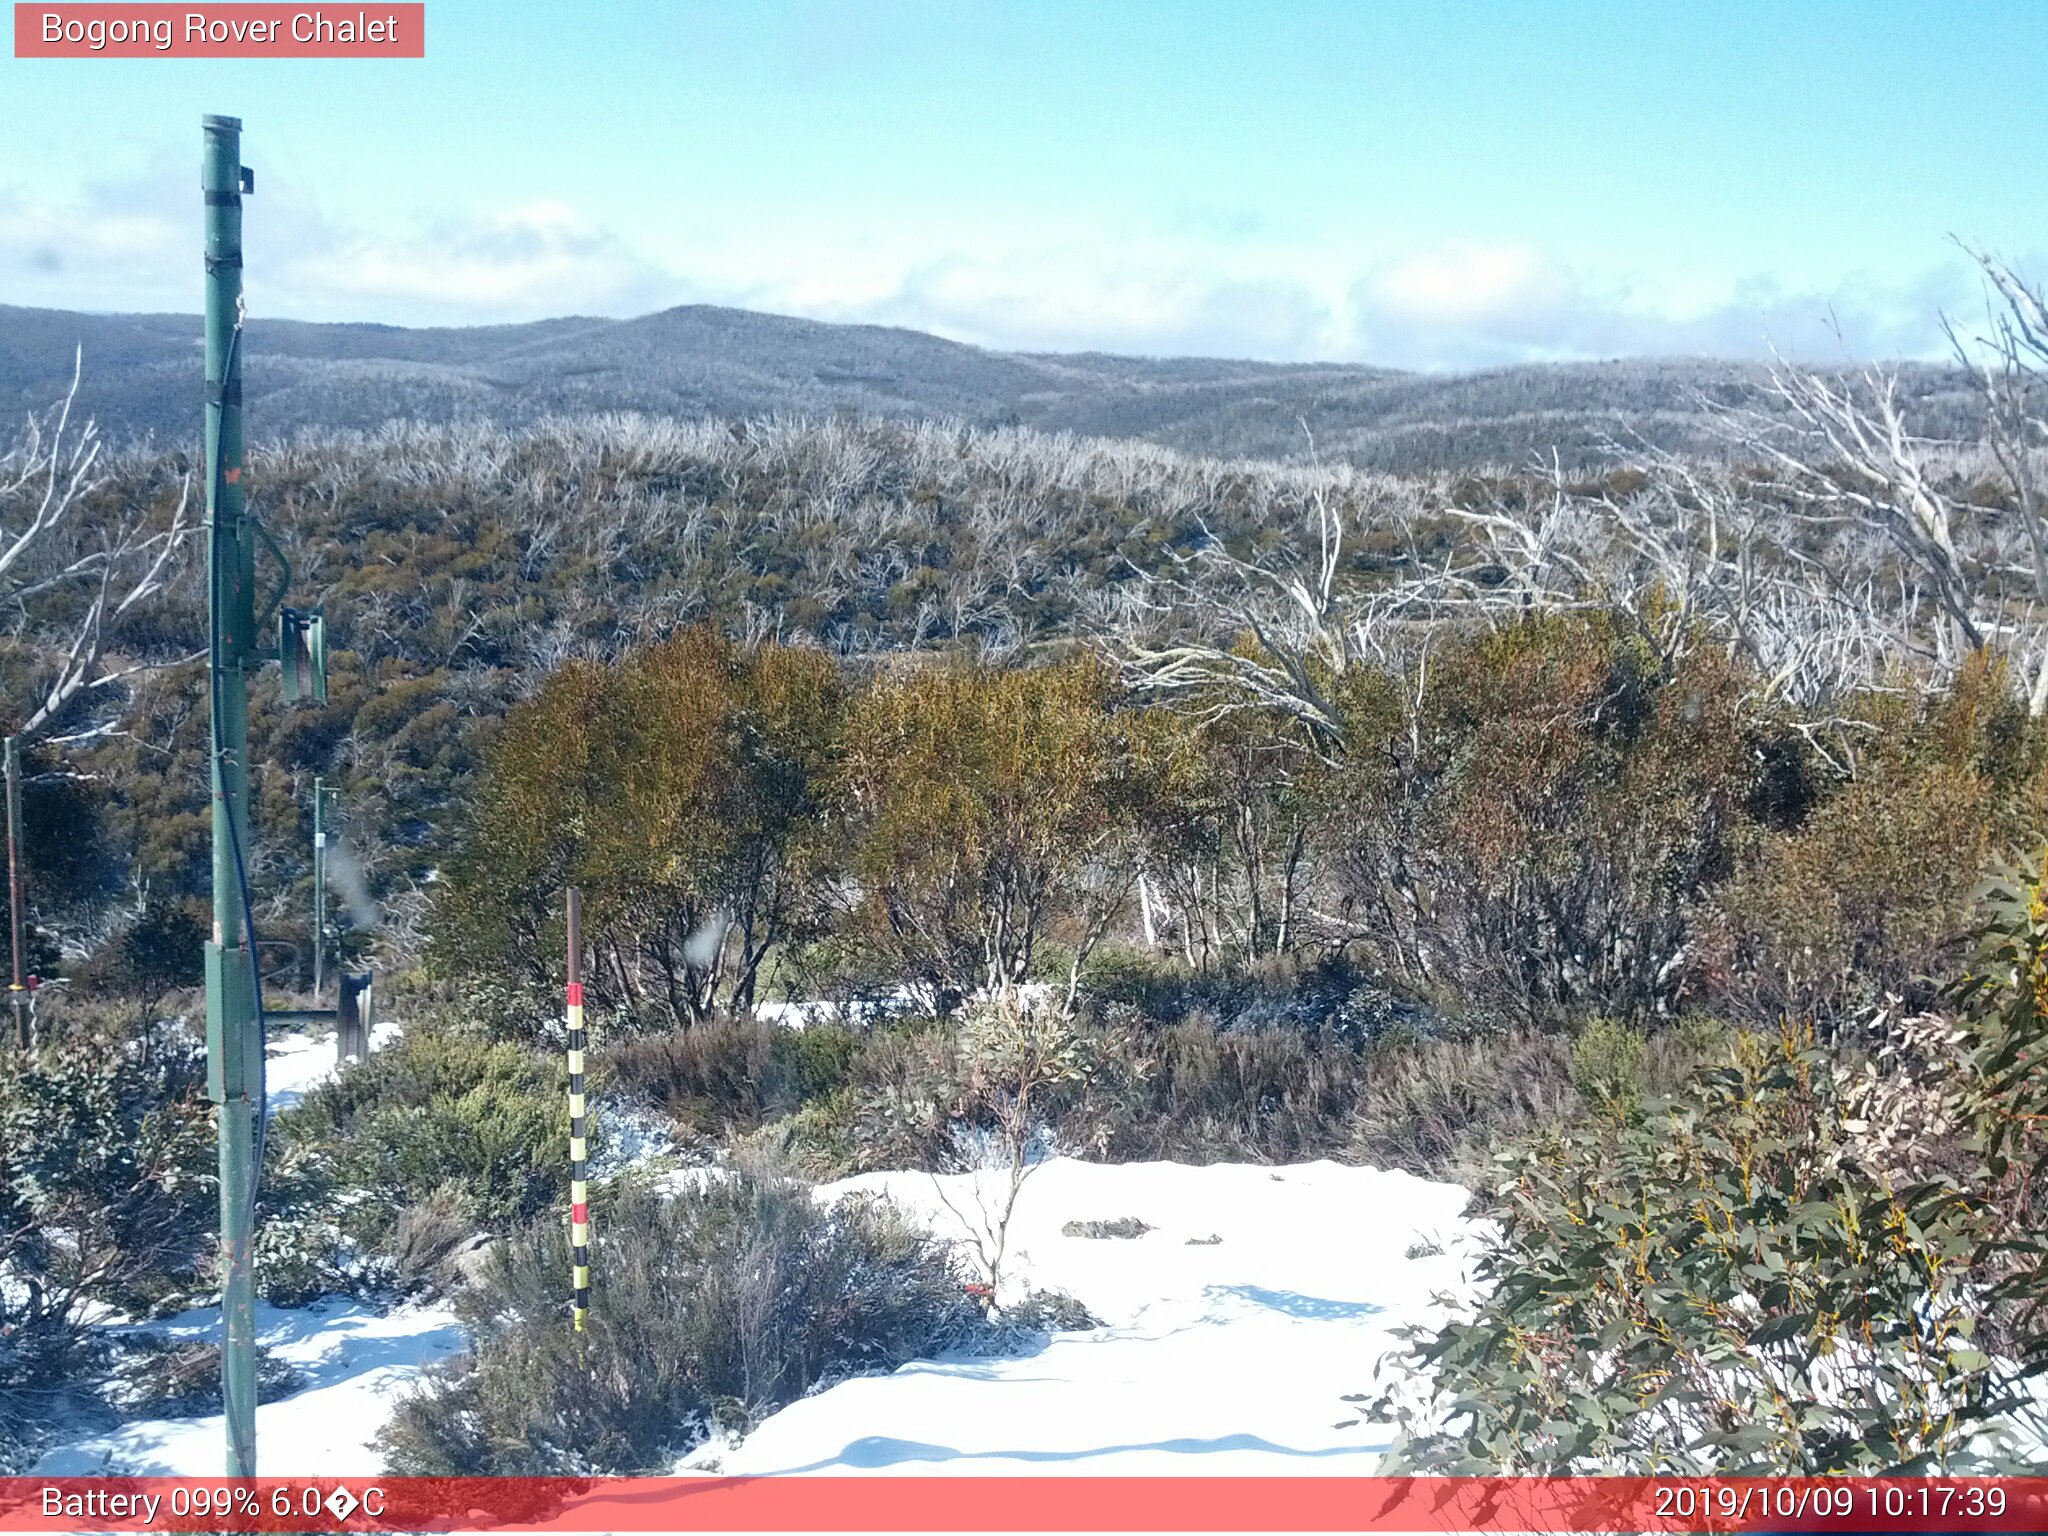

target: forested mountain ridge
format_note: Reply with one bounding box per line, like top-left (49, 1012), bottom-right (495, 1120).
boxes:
top-left (0, 300), bottom-right (1976, 470)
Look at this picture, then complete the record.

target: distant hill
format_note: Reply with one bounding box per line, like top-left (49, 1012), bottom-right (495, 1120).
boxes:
top-left (0, 302), bottom-right (1978, 471)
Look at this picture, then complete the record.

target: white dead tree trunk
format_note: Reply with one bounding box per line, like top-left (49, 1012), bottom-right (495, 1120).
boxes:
top-left (1120, 259), bottom-right (2048, 749)
top-left (1735, 356), bottom-right (1983, 663)
top-left (1, 351), bottom-right (196, 743)
top-left (1115, 426), bottom-right (1454, 762)
top-left (1949, 247), bottom-right (2048, 712)
top-left (1714, 251), bottom-right (2048, 715)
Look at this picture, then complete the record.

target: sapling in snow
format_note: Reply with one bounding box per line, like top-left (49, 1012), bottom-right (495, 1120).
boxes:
top-left (930, 996), bottom-right (1090, 1309)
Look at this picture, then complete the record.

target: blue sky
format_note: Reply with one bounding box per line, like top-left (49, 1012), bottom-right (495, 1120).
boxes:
top-left (3, 0), bottom-right (2043, 367)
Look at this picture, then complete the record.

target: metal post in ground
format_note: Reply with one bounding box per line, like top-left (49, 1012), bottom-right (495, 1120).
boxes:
top-left (5, 735), bottom-right (28, 1050)
top-left (334, 970), bottom-right (372, 1063)
top-left (312, 776), bottom-right (328, 999)
top-left (201, 111), bottom-right (259, 1479)
top-left (566, 887), bottom-right (590, 1332)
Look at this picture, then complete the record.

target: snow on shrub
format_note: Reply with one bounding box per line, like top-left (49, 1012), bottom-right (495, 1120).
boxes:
top-left (378, 1170), bottom-right (985, 1474)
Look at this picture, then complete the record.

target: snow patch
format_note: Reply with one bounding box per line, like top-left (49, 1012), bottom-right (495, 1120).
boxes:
top-left (35, 1298), bottom-right (463, 1476)
top-left (262, 1020), bottom-right (401, 1117)
top-left (708, 1157), bottom-right (1489, 1476)
top-left (38, 1147), bottom-right (1488, 1478)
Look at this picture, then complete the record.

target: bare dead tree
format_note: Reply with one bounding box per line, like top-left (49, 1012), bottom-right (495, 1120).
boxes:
top-left (1, 351), bottom-right (197, 742)
top-left (1522, 446), bottom-right (1939, 713)
top-left (1734, 352), bottom-right (1983, 663)
top-left (1681, 253), bottom-right (2048, 716)
top-left (1948, 246), bottom-right (2048, 711)
top-left (1112, 406), bottom-right (1982, 780)
top-left (1116, 431), bottom-right (1441, 761)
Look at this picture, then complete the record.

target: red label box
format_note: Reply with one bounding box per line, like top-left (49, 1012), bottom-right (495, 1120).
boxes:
top-left (6, 1477), bottom-right (2048, 1533)
top-left (14, 4), bottom-right (425, 57)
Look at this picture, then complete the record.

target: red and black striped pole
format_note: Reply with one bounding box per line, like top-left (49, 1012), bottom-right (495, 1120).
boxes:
top-left (566, 887), bottom-right (590, 1333)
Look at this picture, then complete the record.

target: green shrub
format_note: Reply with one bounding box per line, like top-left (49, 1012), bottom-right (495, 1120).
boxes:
top-left (606, 1016), bottom-right (860, 1137)
top-left (845, 1021), bottom-right (967, 1170)
top-left (1702, 658), bottom-right (2048, 1025)
top-left (72, 898), bottom-right (208, 1012)
top-left (0, 1022), bottom-right (214, 1314)
top-left (1326, 614), bottom-right (1755, 1026)
top-left (1074, 943), bottom-right (1183, 1014)
top-left (997, 1288), bottom-right (1100, 1333)
top-left (388, 1183), bottom-right (479, 1296)
top-left (764, 936), bottom-right (905, 1024)
top-left (0, 1021), bottom-right (214, 1467)
top-left (838, 656), bottom-right (1158, 1012)
top-left (266, 1024), bottom-right (573, 1287)
top-left (253, 1168), bottom-right (369, 1307)
top-left (1035, 1015), bottom-right (1375, 1166)
top-left (780, 1007), bottom-right (1380, 1174)
top-left (1130, 1019), bottom-right (1366, 1162)
top-left (782, 1021), bottom-right (862, 1100)
top-left (1671, 1011), bottom-right (1729, 1058)
top-left (1568, 1016), bottom-right (1646, 1118)
top-left (736, 1087), bottom-right (861, 1181)
top-left (429, 630), bottom-right (844, 1032)
top-left (809, 1010), bottom-right (1380, 1172)
top-left (379, 1173), bottom-right (984, 1473)
top-left (1375, 1025), bottom-right (2030, 1473)
top-left (1705, 759), bottom-right (1996, 1022)
top-left (1348, 1030), bottom-right (1576, 1185)
top-left (1076, 947), bottom-right (1422, 1045)
top-left (1946, 858), bottom-right (2048, 1369)
top-left (346, 1074), bottom-right (562, 1228)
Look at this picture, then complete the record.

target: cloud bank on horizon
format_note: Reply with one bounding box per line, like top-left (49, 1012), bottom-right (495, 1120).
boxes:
top-left (2, 3), bottom-right (2041, 371)
top-left (0, 170), bottom-right (1998, 371)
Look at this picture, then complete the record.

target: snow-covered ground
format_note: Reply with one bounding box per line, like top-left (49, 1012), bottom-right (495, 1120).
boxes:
top-left (698, 1158), bottom-right (1487, 1477)
top-left (37, 1019), bottom-right (2045, 1481)
top-left (37, 1295), bottom-right (463, 1476)
top-left (38, 1023), bottom-right (1488, 1477)
top-left (261, 1020), bottom-right (401, 1116)
top-left (37, 1022), bottom-right (465, 1478)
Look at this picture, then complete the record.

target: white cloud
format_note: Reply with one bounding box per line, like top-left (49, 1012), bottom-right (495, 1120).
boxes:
top-left (0, 169), bottom-right (689, 325)
top-left (1357, 242), bottom-right (1576, 335)
top-left (0, 171), bottom-right (2008, 371)
top-left (826, 251), bottom-right (1337, 360)
top-left (0, 157), bottom-right (197, 309)
top-left (277, 201), bottom-right (689, 322)
top-left (1341, 242), bottom-right (1972, 370)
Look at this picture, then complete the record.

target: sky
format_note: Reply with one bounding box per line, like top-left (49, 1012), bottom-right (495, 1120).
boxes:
top-left (2, 0), bottom-right (2044, 369)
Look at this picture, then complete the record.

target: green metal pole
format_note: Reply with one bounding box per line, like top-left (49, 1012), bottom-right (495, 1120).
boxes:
top-left (312, 777), bottom-right (325, 999)
top-left (202, 112), bottom-right (258, 1480)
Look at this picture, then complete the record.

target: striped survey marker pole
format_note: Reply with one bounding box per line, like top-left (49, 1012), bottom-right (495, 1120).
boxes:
top-left (566, 887), bottom-right (590, 1331)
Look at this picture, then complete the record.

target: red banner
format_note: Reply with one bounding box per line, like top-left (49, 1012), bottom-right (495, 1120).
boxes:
top-left (13, 4), bottom-right (424, 57)
top-left (5, 1477), bottom-right (2048, 1533)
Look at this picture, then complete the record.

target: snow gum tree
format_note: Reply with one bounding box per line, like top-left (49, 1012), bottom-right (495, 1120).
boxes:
top-left (837, 655), bottom-right (1164, 1015)
top-left (431, 627), bottom-right (843, 1031)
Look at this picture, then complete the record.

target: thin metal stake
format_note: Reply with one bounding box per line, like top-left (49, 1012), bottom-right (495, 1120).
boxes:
top-left (566, 887), bottom-right (590, 1333)
top-left (312, 776), bottom-right (327, 999)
